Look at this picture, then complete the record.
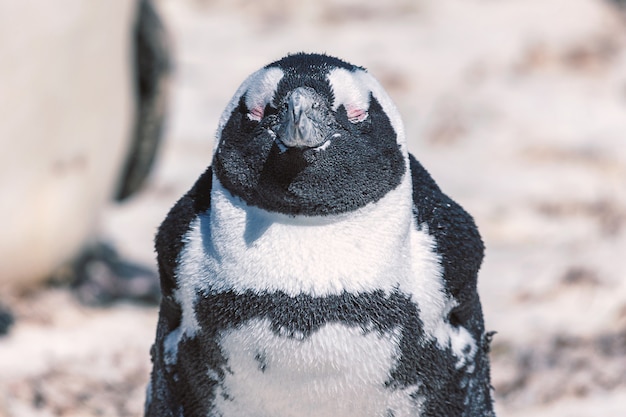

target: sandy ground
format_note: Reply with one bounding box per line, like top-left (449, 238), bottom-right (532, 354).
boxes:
top-left (2, 0), bottom-right (626, 416)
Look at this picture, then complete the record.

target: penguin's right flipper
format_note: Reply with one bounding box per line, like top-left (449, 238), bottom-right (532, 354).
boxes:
top-left (154, 168), bottom-right (213, 298)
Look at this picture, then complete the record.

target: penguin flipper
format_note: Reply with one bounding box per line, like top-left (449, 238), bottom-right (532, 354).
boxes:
top-left (408, 153), bottom-right (484, 328)
top-left (155, 167), bottom-right (213, 298)
top-left (408, 154), bottom-right (496, 416)
top-left (146, 168), bottom-right (212, 416)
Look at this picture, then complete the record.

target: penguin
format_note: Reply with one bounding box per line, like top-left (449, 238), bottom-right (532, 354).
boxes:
top-left (0, 0), bottom-right (168, 302)
top-left (146, 53), bottom-right (495, 417)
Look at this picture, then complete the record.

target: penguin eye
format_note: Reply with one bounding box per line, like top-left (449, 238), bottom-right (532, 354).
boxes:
top-left (247, 105), bottom-right (264, 121)
top-left (247, 104), bottom-right (279, 121)
top-left (347, 107), bottom-right (368, 123)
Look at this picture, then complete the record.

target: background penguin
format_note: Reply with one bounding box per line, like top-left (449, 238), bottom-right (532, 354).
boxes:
top-left (146, 53), bottom-right (495, 417)
top-left (0, 0), bottom-right (168, 308)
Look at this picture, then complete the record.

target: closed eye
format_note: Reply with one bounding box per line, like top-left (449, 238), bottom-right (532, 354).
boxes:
top-left (347, 107), bottom-right (368, 123)
top-left (248, 106), bottom-right (264, 121)
top-left (248, 104), bottom-right (279, 121)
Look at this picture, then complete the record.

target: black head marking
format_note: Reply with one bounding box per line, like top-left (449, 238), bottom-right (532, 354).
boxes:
top-left (266, 52), bottom-right (363, 73)
top-left (266, 53), bottom-right (363, 108)
top-left (213, 53), bottom-right (406, 216)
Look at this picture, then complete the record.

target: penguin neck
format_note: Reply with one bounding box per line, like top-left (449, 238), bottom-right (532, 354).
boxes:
top-left (202, 172), bottom-right (414, 296)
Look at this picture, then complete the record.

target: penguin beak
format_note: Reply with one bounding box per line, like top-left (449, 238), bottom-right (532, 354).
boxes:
top-left (275, 87), bottom-right (334, 150)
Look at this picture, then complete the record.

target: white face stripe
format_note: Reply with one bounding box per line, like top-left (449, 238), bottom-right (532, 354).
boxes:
top-left (352, 69), bottom-right (408, 152)
top-left (214, 67), bottom-right (284, 152)
top-left (327, 68), bottom-right (408, 153)
top-left (244, 67), bottom-right (284, 119)
top-left (215, 65), bottom-right (408, 154)
top-left (327, 68), bottom-right (371, 114)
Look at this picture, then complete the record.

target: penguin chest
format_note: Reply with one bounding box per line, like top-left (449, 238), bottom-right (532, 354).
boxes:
top-left (212, 319), bottom-right (417, 417)
top-left (179, 290), bottom-right (427, 417)
top-left (177, 180), bottom-right (415, 296)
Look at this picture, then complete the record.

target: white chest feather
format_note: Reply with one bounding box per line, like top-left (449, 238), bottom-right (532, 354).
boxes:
top-left (173, 173), bottom-right (477, 378)
top-left (212, 320), bottom-right (420, 417)
top-left (177, 176), bottom-right (414, 302)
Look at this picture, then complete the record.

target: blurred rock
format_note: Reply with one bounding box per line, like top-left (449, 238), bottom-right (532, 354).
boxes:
top-left (0, 303), bottom-right (13, 336)
top-left (492, 328), bottom-right (626, 409)
top-left (64, 242), bottom-right (160, 306)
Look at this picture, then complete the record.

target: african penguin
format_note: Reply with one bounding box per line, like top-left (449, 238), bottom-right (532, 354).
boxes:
top-left (0, 0), bottom-right (168, 299)
top-left (146, 53), bottom-right (495, 417)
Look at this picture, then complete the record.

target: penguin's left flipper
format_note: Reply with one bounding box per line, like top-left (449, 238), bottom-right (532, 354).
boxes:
top-left (408, 153), bottom-right (485, 332)
top-left (115, 0), bottom-right (171, 201)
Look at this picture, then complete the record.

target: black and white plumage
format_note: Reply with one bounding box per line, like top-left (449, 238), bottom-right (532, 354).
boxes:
top-left (146, 53), bottom-right (495, 417)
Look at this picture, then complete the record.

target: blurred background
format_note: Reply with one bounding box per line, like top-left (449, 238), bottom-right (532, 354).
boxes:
top-left (1, 0), bottom-right (626, 416)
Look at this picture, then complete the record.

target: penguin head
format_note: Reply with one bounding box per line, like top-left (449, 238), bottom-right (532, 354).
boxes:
top-left (213, 53), bottom-right (408, 216)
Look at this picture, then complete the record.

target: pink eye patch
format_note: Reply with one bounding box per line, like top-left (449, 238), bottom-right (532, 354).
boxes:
top-left (346, 105), bottom-right (368, 123)
top-left (248, 106), bottom-right (265, 121)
